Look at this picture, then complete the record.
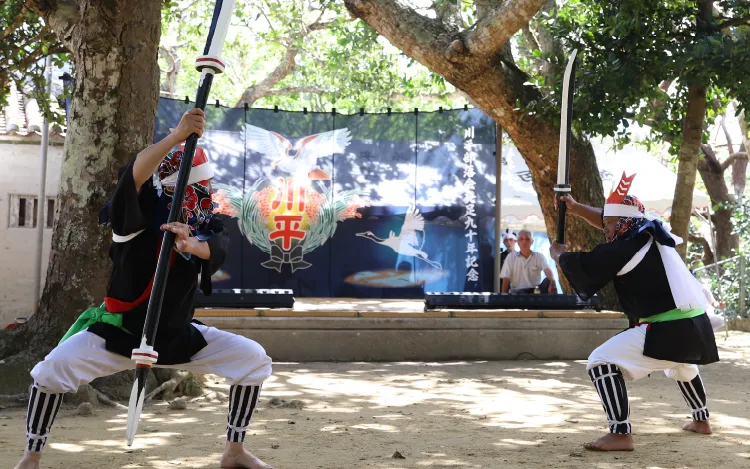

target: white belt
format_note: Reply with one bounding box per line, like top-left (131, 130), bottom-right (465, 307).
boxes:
top-left (112, 229), bottom-right (145, 243)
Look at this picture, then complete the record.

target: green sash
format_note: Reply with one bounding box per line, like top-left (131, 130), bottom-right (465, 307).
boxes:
top-left (638, 308), bottom-right (704, 324)
top-left (59, 303), bottom-right (131, 344)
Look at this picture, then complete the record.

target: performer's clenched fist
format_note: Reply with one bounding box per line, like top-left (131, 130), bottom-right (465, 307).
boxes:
top-left (171, 108), bottom-right (206, 141)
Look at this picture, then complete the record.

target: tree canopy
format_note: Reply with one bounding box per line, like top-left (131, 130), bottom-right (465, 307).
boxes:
top-left (542, 0), bottom-right (750, 153)
top-left (158, 0), bottom-right (467, 111)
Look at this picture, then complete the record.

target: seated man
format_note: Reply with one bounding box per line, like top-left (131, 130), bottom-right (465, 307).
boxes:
top-left (500, 229), bottom-right (557, 294)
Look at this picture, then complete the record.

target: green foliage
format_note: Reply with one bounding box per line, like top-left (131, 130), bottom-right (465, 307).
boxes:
top-left (161, 0), bottom-right (465, 111)
top-left (691, 198), bottom-right (750, 318)
top-left (2, 0), bottom-right (464, 120)
top-left (537, 0), bottom-right (750, 154)
top-left (0, 1), bottom-right (67, 119)
top-left (695, 255), bottom-right (749, 319)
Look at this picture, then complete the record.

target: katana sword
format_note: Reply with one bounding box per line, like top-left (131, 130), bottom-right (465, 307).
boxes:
top-left (125, 0), bottom-right (236, 446)
top-left (554, 49), bottom-right (578, 245)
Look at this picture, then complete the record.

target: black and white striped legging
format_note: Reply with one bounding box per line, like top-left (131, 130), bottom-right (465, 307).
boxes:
top-left (588, 364), bottom-right (631, 434)
top-left (25, 384), bottom-right (63, 452)
top-left (25, 382), bottom-right (262, 451)
top-left (226, 384), bottom-right (262, 442)
top-left (678, 374), bottom-right (709, 422)
top-left (589, 365), bottom-right (710, 435)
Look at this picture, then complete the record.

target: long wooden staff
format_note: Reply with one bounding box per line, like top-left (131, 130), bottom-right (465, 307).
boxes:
top-left (126, 0), bottom-right (236, 446)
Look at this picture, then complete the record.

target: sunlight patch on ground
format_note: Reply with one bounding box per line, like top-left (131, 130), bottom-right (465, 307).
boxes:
top-left (304, 404), bottom-right (360, 413)
top-left (48, 443), bottom-right (85, 452)
top-left (715, 413), bottom-right (750, 429)
top-left (373, 413), bottom-right (411, 420)
top-left (414, 459), bottom-right (478, 466)
top-left (80, 434), bottom-right (178, 449)
top-left (145, 454), bottom-right (223, 468)
top-left (499, 438), bottom-right (547, 446)
top-left (350, 423), bottom-right (400, 432)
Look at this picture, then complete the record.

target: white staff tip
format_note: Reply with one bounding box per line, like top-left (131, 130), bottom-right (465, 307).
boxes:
top-left (125, 380), bottom-right (145, 446)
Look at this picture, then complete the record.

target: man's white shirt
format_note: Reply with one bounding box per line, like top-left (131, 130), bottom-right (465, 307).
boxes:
top-left (499, 251), bottom-right (549, 291)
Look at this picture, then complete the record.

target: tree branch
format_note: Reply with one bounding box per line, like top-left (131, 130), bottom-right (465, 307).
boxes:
top-left (720, 113), bottom-right (734, 155)
top-left (0, 3), bottom-right (31, 41)
top-left (25, 0), bottom-right (79, 49)
top-left (434, 0), bottom-right (462, 33)
top-left (720, 152), bottom-right (749, 172)
top-left (465, 0), bottom-right (545, 60)
top-left (262, 86), bottom-right (332, 97)
top-left (688, 234), bottom-right (714, 264)
top-left (700, 143), bottom-right (722, 171)
top-left (521, 24), bottom-right (541, 53)
top-left (236, 45), bottom-right (299, 106)
top-left (388, 89), bottom-right (469, 104)
top-left (345, 0), bottom-right (456, 65)
top-left (307, 19), bottom-right (336, 32)
top-left (718, 15), bottom-right (750, 31)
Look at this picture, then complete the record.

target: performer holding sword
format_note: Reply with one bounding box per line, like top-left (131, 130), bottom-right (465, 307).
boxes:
top-left (550, 51), bottom-right (719, 452)
top-left (14, 1), bottom-right (274, 468)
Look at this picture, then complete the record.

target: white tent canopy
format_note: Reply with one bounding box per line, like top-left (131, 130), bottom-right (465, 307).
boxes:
top-left (500, 144), bottom-right (711, 231)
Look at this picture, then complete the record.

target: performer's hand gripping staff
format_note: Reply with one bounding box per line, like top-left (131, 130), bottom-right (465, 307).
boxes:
top-left (554, 49), bottom-right (578, 246)
top-left (126, 0), bottom-right (236, 447)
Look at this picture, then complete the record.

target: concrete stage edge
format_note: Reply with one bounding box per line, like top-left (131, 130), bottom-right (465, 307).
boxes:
top-left (195, 299), bottom-right (628, 361)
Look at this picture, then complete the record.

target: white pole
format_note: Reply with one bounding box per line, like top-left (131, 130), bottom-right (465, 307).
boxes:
top-left (32, 56), bottom-right (52, 314)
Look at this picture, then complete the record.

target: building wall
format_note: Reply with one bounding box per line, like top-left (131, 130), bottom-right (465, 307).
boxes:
top-left (0, 142), bottom-right (63, 327)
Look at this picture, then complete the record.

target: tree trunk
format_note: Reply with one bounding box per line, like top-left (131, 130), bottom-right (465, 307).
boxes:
top-left (0, 0), bottom-right (161, 393)
top-left (697, 144), bottom-right (739, 260)
top-left (344, 0), bottom-right (619, 308)
top-left (670, 82), bottom-right (707, 259)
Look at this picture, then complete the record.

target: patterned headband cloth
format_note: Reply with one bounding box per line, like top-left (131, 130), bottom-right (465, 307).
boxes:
top-left (156, 145), bottom-right (216, 231)
top-left (608, 195), bottom-right (646, 243)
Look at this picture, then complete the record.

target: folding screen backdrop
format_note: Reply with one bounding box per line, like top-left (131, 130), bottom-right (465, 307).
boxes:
top-left (155, 98), bottom-right (541, 298)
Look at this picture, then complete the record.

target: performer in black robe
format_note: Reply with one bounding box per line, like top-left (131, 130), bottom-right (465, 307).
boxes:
top-left (550, 172), bottom-right (718, 452)
top-left (14, 109), bottom-right (274, 469)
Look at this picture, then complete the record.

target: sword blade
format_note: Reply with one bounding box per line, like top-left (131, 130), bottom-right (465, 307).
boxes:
top-left (555, 49), bottom-right (579, 245)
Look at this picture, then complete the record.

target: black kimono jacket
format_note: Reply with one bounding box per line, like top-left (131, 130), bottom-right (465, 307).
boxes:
top-left (88, 159), bottom-right (229, 365)
top-left (558, 228), bottom-right (718, 365)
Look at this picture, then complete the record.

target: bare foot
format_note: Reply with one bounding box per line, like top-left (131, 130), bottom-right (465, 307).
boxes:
top-left (220, 442), bottom-right (274, 469)
top-left (14, 451), bottom-right (41, 469)
top-left (682, 419), bottom-right (712, 434)
top-left (583, 433), bottom-right (635, 451)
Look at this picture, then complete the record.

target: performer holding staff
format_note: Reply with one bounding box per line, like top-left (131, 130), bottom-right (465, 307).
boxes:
top-left (552, 181), bottom-right (719, 451)
top-left (14, 1), bottom-right (275, 467)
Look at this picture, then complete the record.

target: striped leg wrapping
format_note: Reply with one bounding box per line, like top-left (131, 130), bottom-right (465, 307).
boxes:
top-left (26, 384), bottom-right (63, 452)
top-left (588, 364), bottom-right (631, 434)
top-left (678, 374), bottom-right (709, 421)
top-left (226, 384), bottom-right (261, 442)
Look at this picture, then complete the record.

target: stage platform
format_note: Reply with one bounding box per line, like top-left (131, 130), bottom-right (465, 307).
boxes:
top-left (195, 298), bottom-right (628, 361)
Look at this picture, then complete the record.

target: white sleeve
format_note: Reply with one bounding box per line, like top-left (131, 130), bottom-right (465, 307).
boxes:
top-left (538, 253), bottom-right (550, 270)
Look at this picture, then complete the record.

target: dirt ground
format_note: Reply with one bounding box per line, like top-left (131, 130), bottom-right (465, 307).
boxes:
top-left (2, 332), bottom-right (750, 469)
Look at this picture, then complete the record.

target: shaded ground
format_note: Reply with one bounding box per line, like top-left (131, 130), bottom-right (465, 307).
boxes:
top-left (1, 332), bottom-right (749, 468)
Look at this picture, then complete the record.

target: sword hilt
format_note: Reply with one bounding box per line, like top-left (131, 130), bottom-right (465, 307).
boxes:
top-left (554, 184), bottom-right (571, 245)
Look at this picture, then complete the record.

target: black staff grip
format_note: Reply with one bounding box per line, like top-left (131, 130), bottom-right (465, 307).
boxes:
top-left (556, 201), bottom-right (567, 245)
top-left (141, 73), bottom-right (215, 346)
